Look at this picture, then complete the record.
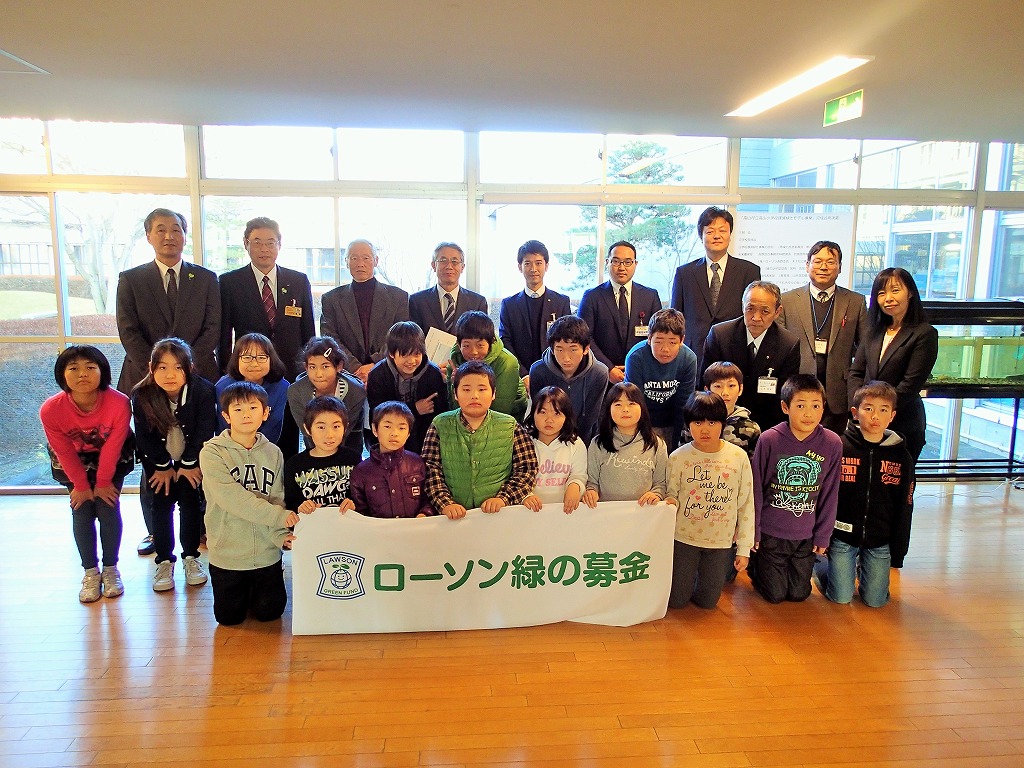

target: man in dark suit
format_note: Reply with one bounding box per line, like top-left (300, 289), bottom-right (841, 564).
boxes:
top-left (577, 241), bottom-right (663, 383)
top-left (117, 209), bottom-right (221, 392)
top-left (218, 217), bottom-right (315, 380)
top-left (409, 242), bottom-right (487, 336)
top-left (116, 208), bottom-right (221, 553)
top-left (780, 241), bottom-right (868, 434)
top-left (671, 206), bottom-right (761, 371)
top-left (702, 281), bottom-right (801, 430)
top-left (498, 239), bottom-right (572, 385)
top-left (320, 239), bottom-right (410, 384)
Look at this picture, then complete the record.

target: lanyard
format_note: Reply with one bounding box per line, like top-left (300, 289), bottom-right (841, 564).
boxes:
top-left (810, 292), bottom-right (834, 340)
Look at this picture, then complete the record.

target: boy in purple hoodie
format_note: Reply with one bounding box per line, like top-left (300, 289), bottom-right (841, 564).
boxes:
top-left (349, 401), bottom-right (435, 518)
top-left (750, 374), bottom-right (842, 603)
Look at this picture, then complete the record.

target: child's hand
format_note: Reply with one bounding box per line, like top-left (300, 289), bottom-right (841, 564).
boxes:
top-left (734, 555), bottom-right (749, 571)
top-left (442, 503), bottom-right (467, 520)
top-left (812, 545), bottom-right (828, 556)
top-left (339, 499), bottom-right (355, 513)
top-left (563, 484), bottom-right (582, 514)
top-left (69, 488), bottom-right (94, 510)
top-left (298, 500), bottom-right (320, 515)
top-left (608, 365), bottom-right (626, 383)
top-left (284, 512), bottom-right (300, 527)
top-left (637, 491), bottom-right (662, 506)
top-left (522, 494), bottom-right (543, 512)
top-left (93, 485), bottom-right (121, 506)
top-left (415, 393), bottom-right (438, 416)
top-left (751, 541), bottom-right (759, 552)
top-left (581, 489), bottom-right (599, 508)
top-left (664, 497), bottom-right (678, 507)
top-left (481, 497), bottom-right (505, 513)
top-left (177, 466), bottom-right (203, 489)
top-left (282, 534), bottom-right (296, 550)
top-left (149, 468), bottom-right (176, 495)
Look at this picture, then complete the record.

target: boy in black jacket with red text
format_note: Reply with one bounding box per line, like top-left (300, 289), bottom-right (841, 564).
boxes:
top-left (815, 381), bottom-right (914, 608)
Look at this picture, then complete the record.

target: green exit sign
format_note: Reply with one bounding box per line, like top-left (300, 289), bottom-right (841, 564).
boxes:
top-left (824, 89), bottom-right (864, 127)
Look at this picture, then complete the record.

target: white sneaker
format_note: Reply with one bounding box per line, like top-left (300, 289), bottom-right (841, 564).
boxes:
top-left (183, 556), bottom-right (208, 586)
top-left (80, 568), bottom-right (101, 603)
top-left (153, 560), bottom-right (175, 592)
top-left (101, 566), bottom-right (124, 598)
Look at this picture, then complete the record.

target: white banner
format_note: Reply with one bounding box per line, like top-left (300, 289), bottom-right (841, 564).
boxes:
top-left (291, 501), bottom-right (675, 635)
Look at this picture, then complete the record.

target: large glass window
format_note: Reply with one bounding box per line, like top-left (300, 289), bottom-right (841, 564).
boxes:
top-left (1, 341), bottom-right (60, 486)
top-left (853, 205), bottom-right (970, 297)
top-left (56, 193), bottom-right (191, 336)
top-left (479, 132), bottom-right (603, 184)
top-left (337, 128), bottom-right (464, 182)
top-left (479, 204), bottom-right (598, 310)
top-left (336, 198), bottom-right (467, 295)
top-left (978, 210), bottom-right (1024, 299)
top-left (739, 138), bottom-right (859, 189)
top-left (202, 126), bottom-right (335, 180)
top-left (987, 143), bottom-right (1024, 192)
top-left (48, 121), bottom-right (186, 177)
top-left (0, 195), bottom-right (58, 336)
top-left (0, 118), bottom-right (47, 174)
top-left (606, 135), bottom-right (727, 187)
top-left (860, 140), bottom-right (976, 189)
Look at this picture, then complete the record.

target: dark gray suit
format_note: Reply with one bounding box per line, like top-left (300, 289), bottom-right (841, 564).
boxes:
top-left (116, 260), bottom-right (221, 393)
top-left (499, 289), bottom-right (572, 376)
top-left (320, 280), bottom-right (410, 375)
top-left (409, 286), bottom-right (487, 335)
top-left (780, 284), bottom-right (867, 420)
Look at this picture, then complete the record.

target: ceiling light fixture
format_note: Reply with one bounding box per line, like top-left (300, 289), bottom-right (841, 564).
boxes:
top-left (726, 55), bottom-right (873, 117)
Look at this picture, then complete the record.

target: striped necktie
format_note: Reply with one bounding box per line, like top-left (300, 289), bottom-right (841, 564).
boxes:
top-left (443, 292), bottom-right (456, 332)
top-left (166, 268), bottom-right (178, 315)
top-left (262, 275), bottom-right (276, 328)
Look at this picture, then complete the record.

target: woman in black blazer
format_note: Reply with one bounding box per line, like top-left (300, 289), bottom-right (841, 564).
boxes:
top-left (848, 268), bottom-right (938, 461)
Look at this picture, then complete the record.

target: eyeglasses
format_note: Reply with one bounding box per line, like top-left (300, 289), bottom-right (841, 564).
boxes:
top-left (240, 354), bottom-right (270, 363)
top-left (609, 258), bottom-right (636, 267)
top-left (810, 259), bottom-right (839, 268)
top-left (248, 238), bottom-right (279, 249)
top-left (434, 258), bottom-right (464, 267)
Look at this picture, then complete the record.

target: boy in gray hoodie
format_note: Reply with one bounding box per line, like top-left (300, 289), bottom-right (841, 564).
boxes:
top-left (200, 381), bottom-right (299, 626)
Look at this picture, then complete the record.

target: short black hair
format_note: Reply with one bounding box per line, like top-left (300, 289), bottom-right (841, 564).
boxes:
top-left (867, 267), bottom-right (928, 331)
top-left (780, 374), bottom-right (825, 406)
top-left (546, 315), bottom-right (591, 348)
top-left (529, 386), bottom-right (579, 444)
top-left (303, 395), bottom-right (349, 437)
top-left (219, 380), bottom-right (269, 412)
top-left (607, 240), bottom-right (637, 259)
top-left (243, 217), bottom-right (281, 243)
top-left (386, 321), bottom-right (427, 357)
top-left (697, 206), bottom-right (733, 238)
top-left (852, 380), bottom-right (898, 409)
top-left (226, 333), bottom-right (288, 383)
top-left (517, 240), bottom-right (549, 265)
top-left (299, 336), bottom-right (347, 369)
top-left (372, 400), bottom-right (415, 430)
top-left (54, 345), bottom-right (112, 392)
top-left (452, 360), bottom-right (496, 393)
top-left (682, 391), bottom-right (728, 428)
top-left (648, 308), bottom-right (685, 338)
top-left (703, 361), bottom-right (744, 388)
top-left (454, 310), bottom-right (496, 345)
top-left (807, 240), bottom-right (842, 263)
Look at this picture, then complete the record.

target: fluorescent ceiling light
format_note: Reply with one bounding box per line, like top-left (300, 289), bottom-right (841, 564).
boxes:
top-left (726, 55), bottom-right (873, 117)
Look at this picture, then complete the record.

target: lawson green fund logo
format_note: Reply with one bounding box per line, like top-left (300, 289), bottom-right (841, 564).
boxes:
top-left (316, 552), bottom-right (365, 599)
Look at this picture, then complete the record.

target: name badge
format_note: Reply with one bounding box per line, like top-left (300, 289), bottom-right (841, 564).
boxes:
top-left (547, 320), bottom-right (555, 331)
top-left (284, 305), bottom-right (303, 318)
top-left (634, 325), bottom-right (649, 337)
top-left (757, 376), bottom-right (778, 395)
top-left (814, 338), bottom-right (828, 355)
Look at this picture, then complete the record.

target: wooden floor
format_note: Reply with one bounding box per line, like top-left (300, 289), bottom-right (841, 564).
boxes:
top-left (1, 481), bottom-right (1023, 768)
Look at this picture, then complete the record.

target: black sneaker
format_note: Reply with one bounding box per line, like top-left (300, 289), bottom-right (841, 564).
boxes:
top-left (137, 535), bottom-right (155, 556)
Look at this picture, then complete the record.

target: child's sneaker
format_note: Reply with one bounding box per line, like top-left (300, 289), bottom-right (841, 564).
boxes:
top-left (79, 568), bottom-right (101, 603)
top-left (101, 566), bottom-right (124, 598)
top-left (183, 556), bottom-right (208, 587)
top-left (153, 560), bottom-right (175, 592)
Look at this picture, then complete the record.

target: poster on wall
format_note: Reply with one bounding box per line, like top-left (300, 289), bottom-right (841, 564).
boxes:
top-left (733, 212), bottom-right (855, 292)
top-left (291, 502), bottom-right (675, 635)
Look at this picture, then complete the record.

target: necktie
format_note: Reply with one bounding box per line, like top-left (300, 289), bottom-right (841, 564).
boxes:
top-left (748, 341), bottom-right (756, 363)
top-left (262, 275), bottom-right (276, 328)
top-left (166, 268), bottom-right (178, 316)
top-left (709, 262), bottom-right (722, 312)
top-left (443, 292), bottom-right (456, 332)
top-left (818, 290), bottom-right (829, 303)
top-left (618, 285), bottom-right (629, 339)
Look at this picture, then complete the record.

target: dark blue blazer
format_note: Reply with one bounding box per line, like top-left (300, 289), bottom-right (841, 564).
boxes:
top-left (578, 281), bottom-right (662, 369)
top-left (409, 287), bottom-right (487, 336)
top-left (499, 289), bottom-right (572, 376)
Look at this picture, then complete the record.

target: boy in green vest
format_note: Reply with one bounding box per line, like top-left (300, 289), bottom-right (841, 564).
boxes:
top-left (422, 360), bottom-right (538, 519)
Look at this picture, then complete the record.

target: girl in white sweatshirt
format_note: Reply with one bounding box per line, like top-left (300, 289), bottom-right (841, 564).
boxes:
top-left (523, 387), bottom-right (589, 514)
